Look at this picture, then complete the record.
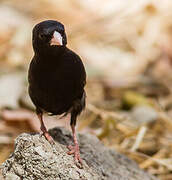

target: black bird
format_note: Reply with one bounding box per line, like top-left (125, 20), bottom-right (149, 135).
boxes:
top-left (28, 20), bottom-right (86, 164)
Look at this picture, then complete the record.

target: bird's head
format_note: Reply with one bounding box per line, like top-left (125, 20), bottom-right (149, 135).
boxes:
top-left (32, 20), bottom-right (67, 54)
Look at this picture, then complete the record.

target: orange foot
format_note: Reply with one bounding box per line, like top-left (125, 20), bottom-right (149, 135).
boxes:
top-left (67, 144), bottom-right (83, 168)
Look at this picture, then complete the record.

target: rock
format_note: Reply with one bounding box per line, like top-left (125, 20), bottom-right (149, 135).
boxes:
top-left (131, 105), bottom-right (158, 126)
top-left (19, 89), bottom-right (35, 110)
top-left (1, 127), bottom-right (158, 180)
top-left (0, 72), bottom-right (25, 109)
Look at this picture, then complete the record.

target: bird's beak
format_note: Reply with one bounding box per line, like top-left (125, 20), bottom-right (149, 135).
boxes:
top-left (50, 31), bottom-right (63, 46)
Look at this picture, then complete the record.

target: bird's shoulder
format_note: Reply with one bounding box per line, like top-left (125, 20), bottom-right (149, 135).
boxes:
top-left (62, 48), bottom-right (84, 68)
top-left (62, 48), bottom-right (86, 81)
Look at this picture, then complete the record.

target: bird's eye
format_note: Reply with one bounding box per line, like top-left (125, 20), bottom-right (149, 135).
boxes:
top-left (39, 33), bottom-right (46, 39)
top-left (58, 29), bottom-right (64, 35)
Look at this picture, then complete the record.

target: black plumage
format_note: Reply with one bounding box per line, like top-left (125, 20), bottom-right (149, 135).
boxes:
top-left (28, 20), bottom-right (86, 164)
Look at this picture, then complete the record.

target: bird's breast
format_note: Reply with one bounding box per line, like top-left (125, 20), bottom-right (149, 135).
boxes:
top-left (29, 60), bottom-right (77, 114)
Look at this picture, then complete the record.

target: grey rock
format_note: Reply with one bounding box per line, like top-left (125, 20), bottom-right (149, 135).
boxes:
top-left (0, 72), bottom-right (25, 109)
top-left (1, 127), bottom-right (158, 180)
top-left (5, 173), bottom-right (20, 180)
top-left (131, 105), bottom-right (158, 126)
top-left (19, 89), bottom-right (35, 110)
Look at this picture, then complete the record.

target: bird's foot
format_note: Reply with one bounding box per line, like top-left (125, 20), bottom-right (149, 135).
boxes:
top-left (40, 126), bottom-right (54, 144)
top-left (42, 131), bottom-right (54, 144)
top-left (67, 144), bottom-right (83, 168)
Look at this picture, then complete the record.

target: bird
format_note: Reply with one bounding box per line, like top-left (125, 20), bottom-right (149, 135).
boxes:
top-left (28, 20), bottom-right (86, 165)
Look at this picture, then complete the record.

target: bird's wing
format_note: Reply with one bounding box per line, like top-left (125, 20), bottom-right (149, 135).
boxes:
top-left (64, 49), bottom-right (86, 99)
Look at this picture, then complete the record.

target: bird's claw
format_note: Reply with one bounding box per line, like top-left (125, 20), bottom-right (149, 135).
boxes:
top-left (67, 144), bottom-right (83, 168)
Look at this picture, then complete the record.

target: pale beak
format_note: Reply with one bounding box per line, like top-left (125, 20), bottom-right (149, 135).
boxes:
top-left (50, 31), bottom-right (63, 46)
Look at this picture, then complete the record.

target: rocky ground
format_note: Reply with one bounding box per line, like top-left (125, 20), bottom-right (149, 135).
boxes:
top-left (1, 127), bottom-right (158, 180)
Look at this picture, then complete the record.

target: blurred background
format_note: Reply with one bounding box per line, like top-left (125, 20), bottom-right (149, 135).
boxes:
top-left (1, 0), bottom-right (172, 179)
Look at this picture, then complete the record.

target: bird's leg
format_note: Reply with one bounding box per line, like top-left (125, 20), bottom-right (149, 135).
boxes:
top-left (37, 111), bottom-right (54, 143)
top-left (68, 123), bottom-right (82, 165)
